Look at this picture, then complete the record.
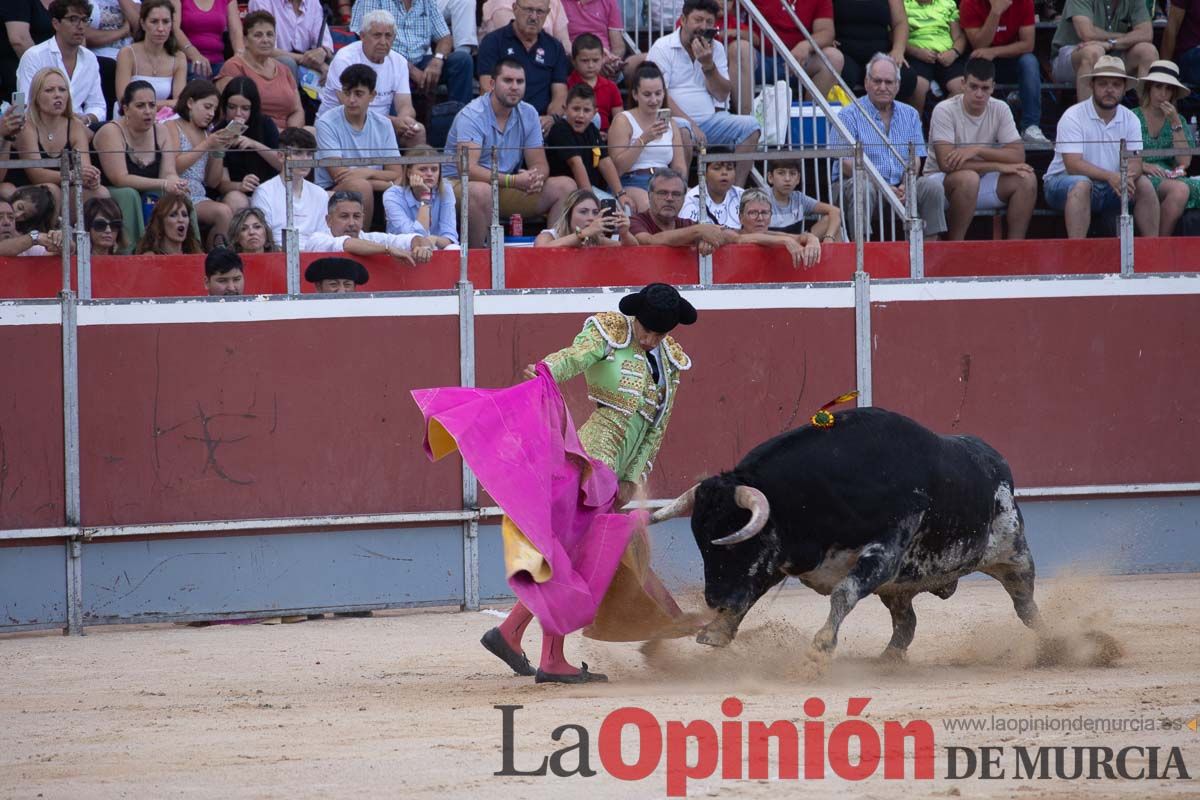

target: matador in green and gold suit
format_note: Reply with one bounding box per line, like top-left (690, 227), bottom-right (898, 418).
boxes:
top-left (480, 283), bottom-right (699, 684)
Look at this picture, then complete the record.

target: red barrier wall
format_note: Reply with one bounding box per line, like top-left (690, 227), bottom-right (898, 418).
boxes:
top-left (3, 275), bottom-right (1198, 530)
top-left (3, 237), bottom-right (1198, 300)
top-left (76, 316), bottom-right (463, 525)
top-left (0, 324), bottom-right (65, 529)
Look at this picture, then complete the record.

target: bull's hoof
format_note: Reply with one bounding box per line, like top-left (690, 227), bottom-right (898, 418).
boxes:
top-left (879, 646), bottom-right (908, 662)
top-left (696, 626), bottom-right (733, 647)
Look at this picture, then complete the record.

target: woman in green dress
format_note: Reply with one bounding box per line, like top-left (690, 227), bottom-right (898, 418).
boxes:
top-left (1133, 60), bottom-right (1198, 236)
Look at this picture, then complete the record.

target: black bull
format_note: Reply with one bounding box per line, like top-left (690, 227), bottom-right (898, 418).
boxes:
top-left (650, 407), bottom-right (1042, 658)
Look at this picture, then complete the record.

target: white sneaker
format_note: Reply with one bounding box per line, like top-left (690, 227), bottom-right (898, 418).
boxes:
top-left (1023, 125), bottom-right (1051, 145)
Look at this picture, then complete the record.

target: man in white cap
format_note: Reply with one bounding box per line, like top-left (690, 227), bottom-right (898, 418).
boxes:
top-left (1042, 54), bottom-right (1160, 239)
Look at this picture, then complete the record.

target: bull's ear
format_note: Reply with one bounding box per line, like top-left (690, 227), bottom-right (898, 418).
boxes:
top-left (650, 483), bottom-right (699, 524)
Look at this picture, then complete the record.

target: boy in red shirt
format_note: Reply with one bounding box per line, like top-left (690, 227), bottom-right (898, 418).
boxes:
top-left (566, 33), bottom-right (625, 134)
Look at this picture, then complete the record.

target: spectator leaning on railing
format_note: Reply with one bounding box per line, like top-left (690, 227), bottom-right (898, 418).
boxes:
top-left (764, 160), bottom-right (842, 242)
top-left (923, 57), bottom-right (1036, 240)
top-left (829, 53), bottom-right (948, 241)
top-left (17, 0), bottom-right (108, 132)
top-left (735, 188), bottom-right (822, 269)
top-left (443, 57), bottom-right (575, 248)
top-left (302, 189), bottom-right (433, 263)
top-left (647, 0), bottom-right (762, 183)
top-left (533, 188), bottom-right (637, 247)
top-left (628, 167), bottom-right (739, 254)
top-left (960, 0), bottom-right (1049, 143)
top-left (1042, 55), bottom-right (1160, 238)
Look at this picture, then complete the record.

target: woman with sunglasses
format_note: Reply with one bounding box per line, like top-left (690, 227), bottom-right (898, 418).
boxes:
top-left (84, 196), bottom-right (127, 254)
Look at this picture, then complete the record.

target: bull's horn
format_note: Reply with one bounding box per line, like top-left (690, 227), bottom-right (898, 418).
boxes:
top-left (649, 483), bottom-right (699, 524)
top-left (712, 486), bottom-right (770, 546)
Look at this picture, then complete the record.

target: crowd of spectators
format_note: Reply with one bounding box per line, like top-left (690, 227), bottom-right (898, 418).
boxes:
top-left (1, 0), bottom-right (1199, 268)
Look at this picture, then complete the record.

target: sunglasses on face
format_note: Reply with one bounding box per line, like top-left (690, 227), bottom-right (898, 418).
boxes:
top-left (90, 219), bottom-right (121, 232)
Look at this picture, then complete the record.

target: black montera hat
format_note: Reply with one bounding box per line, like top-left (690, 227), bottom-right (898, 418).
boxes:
top-left (618, 283), bottom-right (698, 334)
top-left (304, 257), bottom-right (370, 285)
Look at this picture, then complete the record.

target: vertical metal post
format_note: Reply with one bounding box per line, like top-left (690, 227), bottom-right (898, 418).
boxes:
top-left (457, 145), bottom-right (480, 611)
top-left (853, 270), bottom-right (872, 407)
top-left (283, 153), bottom-right (300, 295)
top-left (853, 143), bottom-right (865, 274)
top-left (457, 281), bottom-right (479, 611)
top-left (696, 147), bottom-right (712, 285)
top-left (61, 288), bottom-right (84, 635)
top-left (59, 155), bottom-right (72, 293)
top-left (72, 151), bottom-right (91, 299)
top-left (65, 538), bottom-right (84, 636)
top-left (489, 145), bottom-right (505, 289)
top-left (905, 144), bottom-right (924, 278)
top-left (458, 146), bottom-right (469, 284)
top-left (1118, 140), bottom-right (1134, 275)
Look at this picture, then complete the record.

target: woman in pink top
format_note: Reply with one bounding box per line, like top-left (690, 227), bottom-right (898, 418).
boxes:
top-left (169, 0), bottom-right (244, 78)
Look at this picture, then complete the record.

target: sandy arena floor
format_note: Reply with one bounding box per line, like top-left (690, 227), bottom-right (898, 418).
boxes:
top-left (1, 573), bottom-right (1198, 799)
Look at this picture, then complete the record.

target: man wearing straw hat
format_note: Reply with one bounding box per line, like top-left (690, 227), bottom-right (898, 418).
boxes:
top-left (1042, 54), bottom-right (1161, 239)
top-left (1132, 60), bottom-right (1199, 236)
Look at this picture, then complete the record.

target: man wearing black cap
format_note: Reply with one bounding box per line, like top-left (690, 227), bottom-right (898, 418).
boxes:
top-left (305, 257), bottom-right (371, 293)
top-left (481, 283), bottom-right (697, 684)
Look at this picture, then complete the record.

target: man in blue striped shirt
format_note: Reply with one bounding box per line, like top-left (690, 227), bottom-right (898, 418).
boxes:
top-left (830, 53), bottom-right (947, 240)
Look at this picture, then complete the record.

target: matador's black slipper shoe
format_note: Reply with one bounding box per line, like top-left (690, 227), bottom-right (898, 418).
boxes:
top-left (481, 627), bottom-right (536, 676)
top-left (534, 662), bottom-right (609, 684)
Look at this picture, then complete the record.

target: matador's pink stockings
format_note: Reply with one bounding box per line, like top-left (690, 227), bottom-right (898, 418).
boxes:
top-left (497, 601), bottom-right (580, 675)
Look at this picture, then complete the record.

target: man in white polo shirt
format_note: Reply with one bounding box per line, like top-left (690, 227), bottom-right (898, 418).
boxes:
top-left (646, 0), bottom-right (760, 184)
top-left (1043, 55), bottom-right (1159, 239)
top-left (924, 58), bottom-right (1037, 240)
top-left (317, 9), bottom-right (424, 146)
top-left (17, 0), bottom-right (107, 130)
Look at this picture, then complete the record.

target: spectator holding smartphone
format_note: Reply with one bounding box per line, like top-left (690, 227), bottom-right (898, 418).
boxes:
top-left (607, 63), bottom-right (687, 213)
top-left (213, 77), bottom-right (282, 213)
top-left (534, 188), bottom-right (637, 247)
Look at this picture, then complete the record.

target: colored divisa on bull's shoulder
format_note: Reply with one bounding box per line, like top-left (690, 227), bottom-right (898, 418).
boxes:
top-left (652, 407), bottom-right (1044, 659)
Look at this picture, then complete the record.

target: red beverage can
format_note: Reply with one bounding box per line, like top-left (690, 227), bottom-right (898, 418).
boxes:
top-left (510, 214), bottom-right (523, 237)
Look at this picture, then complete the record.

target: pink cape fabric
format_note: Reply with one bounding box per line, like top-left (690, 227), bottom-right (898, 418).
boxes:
top-left (411, 363), bottom-right (641, 636)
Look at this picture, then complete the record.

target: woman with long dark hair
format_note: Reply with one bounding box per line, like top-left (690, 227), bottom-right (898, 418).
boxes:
top-left (136, 191), bottom-right (201, 254)
top-left (164, 79), bottom-right (235, 246)
top-left (213, 75), bottom-right (282, 211)
top-left (115, 0), bottom-right (187, 105)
